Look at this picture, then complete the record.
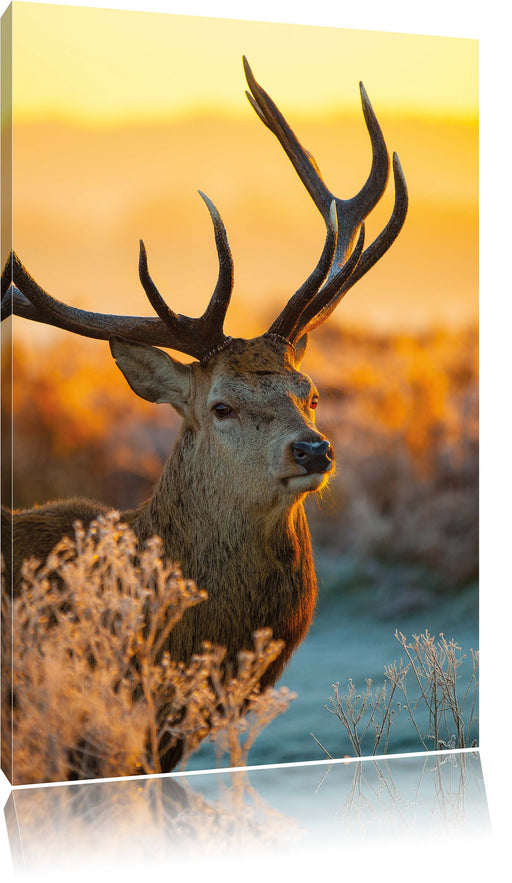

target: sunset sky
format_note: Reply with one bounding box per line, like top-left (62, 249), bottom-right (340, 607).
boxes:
top-left (12, 3), bottom-right (477, 124)
top-left (7, 2), bottom-right (478, 344)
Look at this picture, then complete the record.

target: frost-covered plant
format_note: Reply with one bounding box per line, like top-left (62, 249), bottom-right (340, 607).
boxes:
top-left (316, 630), bottom-right (478, 757)
top-left (1, 512), bottom-right (294, 784)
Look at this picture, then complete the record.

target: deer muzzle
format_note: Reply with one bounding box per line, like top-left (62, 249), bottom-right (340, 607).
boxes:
top-left (292, 439), bottom-right (334, 475)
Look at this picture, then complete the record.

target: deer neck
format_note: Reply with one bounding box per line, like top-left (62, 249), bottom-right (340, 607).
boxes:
top-left (128, 426), bottom-right (318, 679)
top-left (133, 427), bottom-right (314, 581)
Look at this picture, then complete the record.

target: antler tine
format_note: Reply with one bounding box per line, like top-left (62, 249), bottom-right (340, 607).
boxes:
top-left (2, 250), bottom-right (181, 346)
top-left (245, 58), bottom-right (407, 344)
top-left (323, 81), bottom-right (390, 274)
top-left (335, 152), bottom-right (408, 297)
top-left (138, 192), bottom-right (233, 358)
top-left (197, 191), bottom-right (234, 336)
top-left (243, 56), bottom-right (333, 220)
top-left (269, 206), bottom-right (364, 341)
top-left (268, 200), bottom-right (338, 340)
top-left (345, 83), bottom-right (390, 231)
top-left (243, 59), bottom-right (389, 267)
top-left (4, 194), bottom-right (234, 360)
top-left (289, 153), bottom-right (408, 340)
top-left (281, 223), bottom-right (366, 343)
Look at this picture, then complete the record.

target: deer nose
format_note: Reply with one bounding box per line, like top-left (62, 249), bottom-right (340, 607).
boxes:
top-left (292, 439), bottom-right (334, 474)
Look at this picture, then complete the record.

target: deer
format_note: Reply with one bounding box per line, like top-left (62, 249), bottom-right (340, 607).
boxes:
top-left (1, 58), bottom-right (407, 771)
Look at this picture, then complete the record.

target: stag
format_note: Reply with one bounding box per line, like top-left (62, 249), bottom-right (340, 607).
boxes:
top-left (1, 58), bottom-right (407, 770)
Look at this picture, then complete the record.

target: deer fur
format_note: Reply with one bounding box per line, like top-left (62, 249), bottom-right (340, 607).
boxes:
top-left (2, 333), bottom-right (329, 693)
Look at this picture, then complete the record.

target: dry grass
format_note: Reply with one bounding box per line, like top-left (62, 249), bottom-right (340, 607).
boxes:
top-left (1, 512), bottom-right (294, 785)
top-left (307, 325), bottom-right (478, 588)
top-left (316, 629), bottom-right (479, 757)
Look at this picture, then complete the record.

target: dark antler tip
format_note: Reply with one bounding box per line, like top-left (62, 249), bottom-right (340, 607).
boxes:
top-left (392, 153), bottom-right (408, 209)
top-left (198, 191), bottom-right (222, 228)
top-left (243, 56), bottom-right (258, 92)
top-left (359, 82), bottom-right (372, 110)
top-left (392, 151), bottom-right (403, 173)
top-left (392, 153), bottom-right (407, 190)
top-left (138, 240), bottom-right (149, 277)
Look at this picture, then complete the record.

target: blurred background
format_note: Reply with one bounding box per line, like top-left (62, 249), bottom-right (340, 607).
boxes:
top-left (2, 4), bottom-right (478, 762)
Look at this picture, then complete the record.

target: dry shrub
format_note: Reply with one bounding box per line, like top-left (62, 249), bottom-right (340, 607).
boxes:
top-left (308, 325), bottom-right (478, 587)
top-left (1, 512), bottom-right (294, 785)
top-left (317, 629), bottom-right (479, 757)
top-left (6, 340), bottom-right (173, 510)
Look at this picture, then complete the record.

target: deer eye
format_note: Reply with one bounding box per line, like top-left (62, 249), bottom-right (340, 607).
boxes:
top-left (213, 403), bottom-right (235, 420)
top-left (310, 395), bottom-right (319, 410)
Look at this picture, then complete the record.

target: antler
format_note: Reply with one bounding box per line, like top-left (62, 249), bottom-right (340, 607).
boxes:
top-left (243, 57), bottom-right (408, 344)
top-left (2, 58), bottom-right (408, 359)
top-left (1, 191), bottom-right (234, 362)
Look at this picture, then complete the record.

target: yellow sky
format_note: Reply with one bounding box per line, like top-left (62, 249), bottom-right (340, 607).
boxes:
top-left (5, 2), bottom-right (478, 340)
top-left (11, 2), bottom-right (478, 124)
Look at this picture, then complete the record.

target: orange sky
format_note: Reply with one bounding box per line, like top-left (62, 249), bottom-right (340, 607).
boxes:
top-left (7, 3), bottom-right (478, 344)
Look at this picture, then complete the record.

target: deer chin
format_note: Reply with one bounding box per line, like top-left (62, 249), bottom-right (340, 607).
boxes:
top-left (281, 472), bottom-right (330, 495)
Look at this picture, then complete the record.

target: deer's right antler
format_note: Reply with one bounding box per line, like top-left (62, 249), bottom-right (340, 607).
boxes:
top-left (1, 191), bottom-right (234, 362)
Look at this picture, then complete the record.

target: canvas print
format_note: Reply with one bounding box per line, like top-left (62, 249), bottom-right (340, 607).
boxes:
top-left (1, 3), bottom-right (478, 785)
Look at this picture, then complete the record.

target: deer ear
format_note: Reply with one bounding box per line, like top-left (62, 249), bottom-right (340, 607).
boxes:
top-left (294, 334), bottom-right (308, 368)
top-left (109, 337), bottom-right (192, 410)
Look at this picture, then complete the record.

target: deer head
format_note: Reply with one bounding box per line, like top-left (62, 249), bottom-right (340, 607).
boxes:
top-left (2, 59), bottom-right (407, 513)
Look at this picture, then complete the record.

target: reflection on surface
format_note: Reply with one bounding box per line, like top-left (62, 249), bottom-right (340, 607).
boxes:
top-left (5, 750), bottom-right (489, 874)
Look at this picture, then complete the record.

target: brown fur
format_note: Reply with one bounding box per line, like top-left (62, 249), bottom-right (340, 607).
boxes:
top-left (2, 334), bottom-right (333, 768)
